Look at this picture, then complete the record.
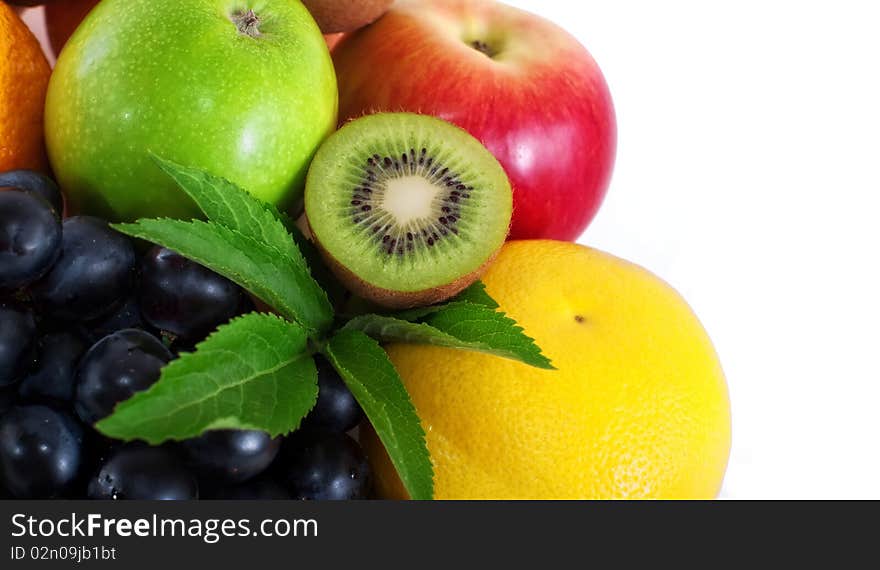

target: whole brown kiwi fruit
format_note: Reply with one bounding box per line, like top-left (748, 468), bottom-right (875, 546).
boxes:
top-left (302, 0), bottom-right (394, 34)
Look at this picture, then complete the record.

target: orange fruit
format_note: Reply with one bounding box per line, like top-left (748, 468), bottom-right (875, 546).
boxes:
top-left (363, 240), bottom-right (731, 499)
top-left (0, 2), bottom-right (51, 172)
top-left (45, 0), bottom-right (99, 57)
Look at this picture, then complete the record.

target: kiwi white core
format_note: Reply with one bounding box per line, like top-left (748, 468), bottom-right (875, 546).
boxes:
top-left (381, 176), bottom-right (442, 225)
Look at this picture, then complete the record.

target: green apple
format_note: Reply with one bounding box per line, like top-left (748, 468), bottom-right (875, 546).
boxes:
top-left (45, 0), bottom-right (337, 221)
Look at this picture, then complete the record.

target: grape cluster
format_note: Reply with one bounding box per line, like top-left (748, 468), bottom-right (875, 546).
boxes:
top-left (0, 171), bottom-right (370, 500)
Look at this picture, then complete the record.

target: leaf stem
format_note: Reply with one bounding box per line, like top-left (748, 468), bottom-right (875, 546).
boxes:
top-left (308, 336), bottom-right (328, 356)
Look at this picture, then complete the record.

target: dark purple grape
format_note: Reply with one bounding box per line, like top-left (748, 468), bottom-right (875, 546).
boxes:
top-left (76, 431), bottom-right (123, 493)
top-left (0, 405), bottom-right (84, 498)
top-left (88, 445), bottom-right (198, 500)
top-left (75, 329), bottom-right (172, 425)
top-left (17, 330), bottom-right (88, 403)
top-left (0, 170), bottom-right (63, 215)
top-left (0, 385), bottom-right (12, 498)
top-left (235, 293), bottom-right (256, 317)
top-left (30, 216), bottom-right (136, 321)
top-left (302, 355), bottom-right (364, 433)
top-left (201, 475), bottom-right (291, 500)
top-left (0, 388), bottom-right (16, 416)
top-left (85, 294), bottom-right (153, 341)
top-left (180, 429), bottom-right (280, 483)
top-left (139, 247), bottom-right (243, 342)
top-left (0, 302), bottom-right (37, 387)
top-left (276, 431), bottom-right (371, 500)
top-left (0, 190), bottom-right (62, 290)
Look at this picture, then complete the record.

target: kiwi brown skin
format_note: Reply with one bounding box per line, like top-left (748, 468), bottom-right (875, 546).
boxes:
top-left (310, 221), bottom-right (499, 309)
top-left (302, 0), bottom-right (394, 34)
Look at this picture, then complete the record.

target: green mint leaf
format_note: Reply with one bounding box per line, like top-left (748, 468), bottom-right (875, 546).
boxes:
top-left (343, 314), bottom-right (473, 345)
top-left (151, 155), bottom-right (299, 258)
top-left (288, 225), bottom-right (348, 309)
top-left (344, 305), bottom-right (554, 370)
top-left (112, 218), bottom-right (333, 334)
top-left (96, 313), bottom-right (318, 444)
top-left (395, 281), bottom-right (499, 321)
top-left (150, 155), bottom-right (342, 309)
top-left (325, 330), bottom-right (433, 500)
top-left (451, 281), bottom-right (500, 309)
top-left (421, 304), bottom-right (554, 369)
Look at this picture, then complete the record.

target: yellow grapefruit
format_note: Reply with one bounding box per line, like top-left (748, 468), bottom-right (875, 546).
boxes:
top-left (363, 240), bottom-right (731, 499)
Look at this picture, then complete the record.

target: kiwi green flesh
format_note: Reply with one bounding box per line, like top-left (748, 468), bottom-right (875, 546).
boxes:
top-left (314, 234), bottom-right (499, 310)
top-left (305, 113), bottom-right (512, 295)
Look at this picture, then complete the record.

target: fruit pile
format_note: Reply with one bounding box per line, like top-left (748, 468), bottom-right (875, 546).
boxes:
top-left (2, 0), bottom-right (731, 500)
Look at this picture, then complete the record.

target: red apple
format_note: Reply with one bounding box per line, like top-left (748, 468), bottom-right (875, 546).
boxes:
top-left (332, 0), bottom-right (616, 241)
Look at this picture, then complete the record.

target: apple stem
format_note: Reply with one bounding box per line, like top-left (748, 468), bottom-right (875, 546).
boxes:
top-left (470, 40), bottom-right (497, 59)
top-left (232, 9), bottom-right (262, 38)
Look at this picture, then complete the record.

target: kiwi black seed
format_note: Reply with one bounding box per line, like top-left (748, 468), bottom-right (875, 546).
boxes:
top-left (304, 113), bottom-right (512, 309)
top-left (351, 150), bottom-right (470, 255)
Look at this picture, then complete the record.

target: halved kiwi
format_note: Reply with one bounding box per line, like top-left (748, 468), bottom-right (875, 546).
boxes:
top-left (305, 113), bottom-right (512, 309)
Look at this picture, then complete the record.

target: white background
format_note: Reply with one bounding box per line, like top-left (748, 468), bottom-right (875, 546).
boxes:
top-left (502, 0), bottom-right (880, 499)
top-left (20, 1), bottom-right (880, 499)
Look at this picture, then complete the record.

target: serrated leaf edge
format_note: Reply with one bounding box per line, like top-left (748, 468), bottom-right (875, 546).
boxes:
top-left (95, 313), bottom-right (317, 443)
top-left (111, 218), bottom-right (333, 334)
